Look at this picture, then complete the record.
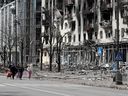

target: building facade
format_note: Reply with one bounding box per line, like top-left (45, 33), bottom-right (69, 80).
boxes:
top-left (41, 0), bottom-right (128, 69)
top-left (0, 0), bottom-right (42, 66)
top-left (0, 1), bottom-right (16, 66)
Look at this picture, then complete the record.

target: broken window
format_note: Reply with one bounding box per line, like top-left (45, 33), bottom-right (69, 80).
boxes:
top-left (65, 23), bottom-right (68, 29)
top-left (123, 17), bottom-right (128, 24)
top-left (44, 35), bottom-right (49, 44)
top-left (83, 2), bottom-right (86, 10)
top-left (71, 21), bottom-right (76, 31)
top-left (87, 28), bottom-right (93, 40)
top-left (68, 35), bottom-right (71, 42)
top-left (79, 34), bottom-right (81, 41)
top-left (107, 0), bottom-right (111, 4)
top-left (121, 28), bottom-right (125, 37)
top-left (101, 11), bottom-right (111, 20)
top-left (100, 31), bottom-right (103, 39)
top-left (126, 28), bottom-right (128, 35)
top-left (115, 9), bottom-right (117, 19)
top-left (95, 32), bottom-right (97, 39)
top-left (44, 52), bottom-right (47, 56)
top-left (87, 0), bottom-right (94, 9)
top-left (84, 33), bottom-right (86, 40)
top-left (106, 30), bottom-right (112, 38)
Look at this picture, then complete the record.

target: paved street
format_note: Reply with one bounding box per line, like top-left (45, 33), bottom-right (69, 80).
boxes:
top-left (0, 75), bottom-right (128, 96)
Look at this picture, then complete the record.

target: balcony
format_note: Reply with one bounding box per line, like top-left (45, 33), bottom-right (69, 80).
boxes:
top-left (101, 4), bottom-right (112, 11)
top-left (65, 0), bottom-right (74, 14)
top-left (100, 20), bottom-right (112, 28)
top-left (121, 0), bottom-right (128, 3)
top-left (83, 9), bottom-right (90, 15)
top-left (84, 23), bottom-right (94, 31)
top-left (106, 3), bottom-right (112, 8)
top-left (83, 7), bottom-right (96, 15)
top-left (121, 0), bottom-right (128, 5)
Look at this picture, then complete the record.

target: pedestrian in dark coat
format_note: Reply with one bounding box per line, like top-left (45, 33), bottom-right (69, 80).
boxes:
top-left (18, 66), bottom-right (24, 80)
top-left (9, 64), bottom-right (18, 79)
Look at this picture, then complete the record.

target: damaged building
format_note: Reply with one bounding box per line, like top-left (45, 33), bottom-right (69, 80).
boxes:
top-left (41, 0), bottom-right (128, 69)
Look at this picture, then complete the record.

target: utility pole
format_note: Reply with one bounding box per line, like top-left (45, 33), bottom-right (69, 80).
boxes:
top-left (56, 19), bottom-right (62, 72)
top-left (49, 0), bottom-right (53, 71)
top-left (42, 0), bottom-right (54, 71)
top-left (15, 0), bottom-right (17, 66)
top-left (3, 45), bottom-right (6, 67)
top-left (40, 39), bottom-right (44, 71)
top-left (21, 39), bottom-right (23, 67)
top-left (58, 38), bottom-right (61, 72)
top-left (116, 0), bottom-right (123, 85)
top-left (40, 44), bottom-right (43, 71)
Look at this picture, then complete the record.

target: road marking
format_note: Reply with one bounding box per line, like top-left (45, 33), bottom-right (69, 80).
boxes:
top-left (5, 83), bottom-right (90, 88)
top-left (3, 83), bottom-right (73, 96)
top-left (0, 84), bottom-right (6, 87)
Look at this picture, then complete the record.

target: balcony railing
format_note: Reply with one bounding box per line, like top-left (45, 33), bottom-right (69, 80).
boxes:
top-left (121, 0), bottom-right (128, 5)
top-left (121, 0), bottom-right (128, 3)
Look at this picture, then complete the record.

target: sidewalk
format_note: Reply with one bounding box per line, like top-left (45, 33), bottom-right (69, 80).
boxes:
top-left (0, 70), bottom-right (128, 90)
top-left (33, 70), bottom-right (128, 90)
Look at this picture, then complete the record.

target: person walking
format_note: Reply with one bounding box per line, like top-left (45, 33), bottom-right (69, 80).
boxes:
top-left (27, 65), bottom-right (32, 79)
top-left (9, 64), bottom-right (18, 79)
top-left (17, 64), bottom-right (24, 80)
top-left (16, 64), bottom-right (20, 78)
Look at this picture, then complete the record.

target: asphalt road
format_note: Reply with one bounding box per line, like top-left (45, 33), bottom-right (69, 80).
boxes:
top-left (0, 76), bottom-right (128, 96)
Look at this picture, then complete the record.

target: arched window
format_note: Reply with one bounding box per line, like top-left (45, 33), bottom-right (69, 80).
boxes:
top-left (100, 31), bottom-right (103, 39)
top-left (65, 23), bottom-right (68, 29)
top-left (84, 33), bottom-right (86, 40)
top-left (68, 35), bottom-right (71, 42)
top-left (44, 52), bottom-right (47, 56)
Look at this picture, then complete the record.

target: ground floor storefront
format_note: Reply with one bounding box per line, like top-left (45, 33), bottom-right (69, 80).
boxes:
top-left (61, 42), bottom-right (128, 67)
top-left (41, 42), bottom-right (128, 70)
top-left (96, 42), bottom-right (128, 66)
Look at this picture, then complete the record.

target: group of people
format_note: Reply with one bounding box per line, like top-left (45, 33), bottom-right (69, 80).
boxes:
top-left (6, 64), bottom-right (32, 80)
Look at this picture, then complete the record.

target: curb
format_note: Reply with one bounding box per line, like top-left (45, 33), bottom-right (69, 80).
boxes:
top-left (33, 74), bottom-right (128, 90)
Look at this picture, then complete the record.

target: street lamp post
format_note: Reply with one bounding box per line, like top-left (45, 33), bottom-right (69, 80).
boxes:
top-left (3, 45), bottom-right (6, 67)
top-left (40, 38), bottom-right (44, 71)
top-left (116, 0), bottom-right (123, 85)
top-left (30, 41), bottom-right (33, 63)
top-left (10, 1), bottom-right (17, 66)
top-left (21, 39), bottom-right (23, 67)
top-left (56, 19), bottom-right (61, 72)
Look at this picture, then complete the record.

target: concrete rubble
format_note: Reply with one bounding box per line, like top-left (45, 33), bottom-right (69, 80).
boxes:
top-left (33, 70), bottom-right (128, 90)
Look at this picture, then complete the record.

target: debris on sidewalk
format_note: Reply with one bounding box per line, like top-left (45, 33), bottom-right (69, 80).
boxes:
top-left (33, 70), bottom-right (128, 90)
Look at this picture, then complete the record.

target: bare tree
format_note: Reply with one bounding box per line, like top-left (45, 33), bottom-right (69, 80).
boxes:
top-left (0, 27), bottom-right (15, 67)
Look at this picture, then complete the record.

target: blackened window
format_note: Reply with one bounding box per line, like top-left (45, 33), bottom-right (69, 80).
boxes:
top-left (73, 35), bottom-right (76, 42)
top-left (126, 28), bottom-right (128, 35)
top-left (68, 35), bottom-right (71, 42)
top-left (71, 21), bottom-right (76, 31)
top-left (44, 52), bottom-right (47, 56)
top-left (121, 28), bottom-right (125, 37)
top-left (79, 34), bottom-right (81, 41)
top-left (100, 31), bottom-right (103, 39)
top-left (84, 33), bottom-right (86, 40)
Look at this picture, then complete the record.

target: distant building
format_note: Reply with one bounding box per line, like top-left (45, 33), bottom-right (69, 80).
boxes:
top-left (0, 1), bottom-right (16, 66)
top-left (0, 0), bottom-right (42, 66)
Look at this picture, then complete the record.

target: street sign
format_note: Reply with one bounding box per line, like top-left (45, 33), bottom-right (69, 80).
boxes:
top-left (115, 52), bottom-right (123, 61)
top-left (97, 47), bottom-right (103, 56)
